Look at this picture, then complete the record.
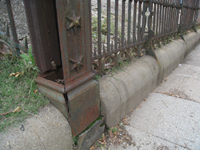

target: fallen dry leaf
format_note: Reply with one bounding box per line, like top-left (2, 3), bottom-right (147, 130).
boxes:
top-left (123, 122), bottom-right (130, 125)
top-left (1, 106), bottom-right (21, 115)
top-left (9, 71), bottom-right (24, 78)
top-left (15, 72), bottom-right (20, 77)
top-left (90, 146), bottom-right (96, 150)
top-left (9, 73), bottom-right (16, 77)
top-left (12, 106), bottom-right (22, 113)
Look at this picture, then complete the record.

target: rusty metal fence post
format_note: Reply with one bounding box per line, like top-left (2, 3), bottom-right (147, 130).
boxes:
top-left (24, 0), bottom-right (100, 136)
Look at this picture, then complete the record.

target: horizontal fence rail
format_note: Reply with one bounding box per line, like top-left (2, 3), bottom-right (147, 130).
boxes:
top-left (92, 0), bottom-right (200, 74)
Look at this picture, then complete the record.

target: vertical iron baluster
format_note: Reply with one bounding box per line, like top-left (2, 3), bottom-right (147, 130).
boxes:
top-left (171, 1), bottom-right (174, 32)
top-left (156, 1), bottom-right (159, 36)
top-left (174, 1), bottom-right (177, 31)
top-left (171, 1), bottom-right (175, 32)
top-left (176, 0), bottom-right (180, 31)
top-left (192, 0), bottom-right (197, 24)
top-left (148, 0), bottom-right (153, 30)
top-left (138, 1), bottom-right (142, 41)
top-left (184, 0), bottom-right (188, 27)
top-left (5, 0), bottom-right (19, 55)
top-left (121, 0), bottom-right (126, 47)
top-left (107, 0), bottom-right (111, 53)
top-left (174, 0), bottom-right (176, 32)
top-left (153, 2), bottom-right (156, 33)
top-left (167, 0), bottom-right (170, 33)
top-left (192, 0), bottom-right (196, 24)
top-left (159, 0), bottom-right (162, 35)
top-left (115, 0), bottom-right (118, 50)
top-left (133, 0), bottom-right (137, 42)
top-left (195, 0), bottom-right (200, 22)
top-left (141, 1), bottom-right (146, 41)
top-left (175, 0), bottom-right (178, 31)
top-left (172, 1), bottom-right (175, 32)
top-left (169, 0), bottom-right (172, 32)
top-left (162, 0), bottom-right (165, 35)
top-left (166, 0), bottom-right (169, 33)
top-left (127, 0), bottom-right (132, 44)
top-left (180, 0), bottom-right (183, 26)
top-left (98, 0), bottom-right (102, 73)
top-left (191, 0), bottom-right (195, 24)
top-left (163, 0), bottom-right (166, 35)
top-left (189, 0), bottom-right (192, 27)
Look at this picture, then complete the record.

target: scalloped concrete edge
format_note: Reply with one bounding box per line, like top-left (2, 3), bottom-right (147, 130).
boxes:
top-left (100, 30), bottom-right (200, 127)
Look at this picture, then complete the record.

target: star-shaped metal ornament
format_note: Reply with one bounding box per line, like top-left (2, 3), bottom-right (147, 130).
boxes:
top-left (66, 11), bottom-right (81, 34)
top-left (69, 55), bottom-right (84, 73)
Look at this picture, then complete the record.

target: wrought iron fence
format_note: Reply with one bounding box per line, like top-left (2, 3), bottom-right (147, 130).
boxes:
top-left (92, 0), bottom-right (200, 74)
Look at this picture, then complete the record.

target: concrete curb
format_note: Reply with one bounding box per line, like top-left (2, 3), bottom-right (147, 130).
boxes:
top-left (0, 105), bottom-right (73, 150)
top-left (100, 30), bottom-right (200, 127)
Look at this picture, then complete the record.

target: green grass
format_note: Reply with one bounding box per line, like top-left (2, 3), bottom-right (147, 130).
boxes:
top-left (0, 49), bottom-right (49, 132)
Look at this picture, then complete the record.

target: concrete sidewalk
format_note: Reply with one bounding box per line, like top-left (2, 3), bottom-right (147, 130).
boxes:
top-left (107, 44), bottom-right (200, 150)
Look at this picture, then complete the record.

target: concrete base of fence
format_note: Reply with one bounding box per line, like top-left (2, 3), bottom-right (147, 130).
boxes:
top-left (100, 30), bottom-right (200, 127)
top-left (0, 105), bottom-right (73, 150)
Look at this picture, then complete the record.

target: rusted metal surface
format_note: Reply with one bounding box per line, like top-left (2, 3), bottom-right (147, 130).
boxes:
top-left (67, 80), bottom-right (100, 136)
top-left (36, 77), bottom-right (65, 94)
top-left (74, 117), bottom-right (105, 150)
top-left (55, 1), bottom-right (99, 135)
top-left (23, 0), bottom-right (62, 75)
top-left (24, 0), bottom-right (100, 136)
top-left (37, 78), bottom-right (70, 119)
top-left (36, 76), bottom-right (100, 136)
top-left (56, 0), bottom-right (95, 87)
top-left (64, 72), bottom-right (95, 93)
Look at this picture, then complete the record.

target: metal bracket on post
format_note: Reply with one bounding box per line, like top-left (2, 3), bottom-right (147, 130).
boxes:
top-left (194, 0), bottom-right (200, 33)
